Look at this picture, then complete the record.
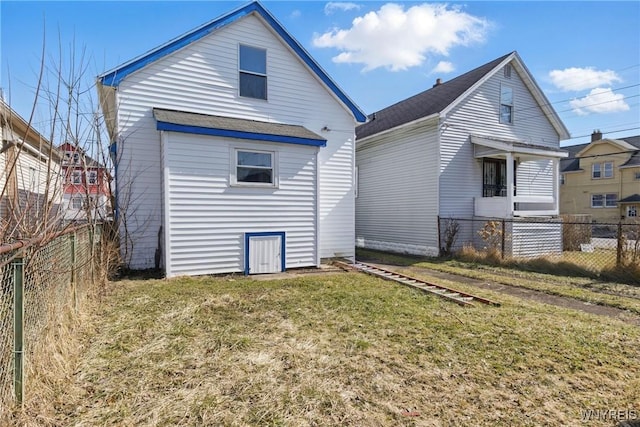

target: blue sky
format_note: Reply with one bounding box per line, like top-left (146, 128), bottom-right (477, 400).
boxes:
top-left (1, 1), bottom-right (639, 146)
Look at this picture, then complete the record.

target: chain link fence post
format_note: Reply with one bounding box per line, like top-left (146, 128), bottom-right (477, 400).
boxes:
top-left (12, 256), bottom-right (24, 407)
top-left (70, 231), bottom-right (77, 312)
top-left (616, 222), bottom-right (623, 267)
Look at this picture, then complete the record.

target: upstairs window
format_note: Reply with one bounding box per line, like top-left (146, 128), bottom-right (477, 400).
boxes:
top-left (87, 171), bottom-right (97, 185)
top-left (635, 171), bottom-right (640, 180)
top-left (71, 171), bottom-right (82, 185)
top-left (500, 85), bottom-right (513, 124)
top-left (592, 161), bottom-right (613, 179)
top-left (239, 45), bottom-right (267, 100)
top-left (235, 149), bottom-right (274, 185)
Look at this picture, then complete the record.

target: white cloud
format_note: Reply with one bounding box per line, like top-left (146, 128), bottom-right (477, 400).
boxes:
top-left (549, 67), bottom-right (622, 91)
top-left (324, 2), bottom-right (361, 15)
top-left (432, 61), bottom-right (454, 74)
top-left (313, 3), bottom-right (490, 72)
top-left (569, 87), bottom-right (630, 115)
top-left (289, 9), bottom-right (301, 19)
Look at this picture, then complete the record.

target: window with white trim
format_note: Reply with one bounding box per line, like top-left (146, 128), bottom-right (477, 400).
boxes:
top-left (239, 45), bottom-right (267, 100)
top-left (72, 197), bottom-right (82, 210)
top-left (634, 171), bottom-right (640, 180)
top-left (628, 206), bottom-right (638, 218)
top-left (499, 85), bottom-right (513, 124)
top-left (592, 161), bottom-right (613, 179)
top-left (560, 173), bottom-right (565, 185)
top-left (591, 193), bottom-right (617, 208)
top-left (234, 149), bottom-right (275, 185)
top-left (87, 170), bottom-right (97, 185)
top-left (71, 171), bottom-right (82, 185)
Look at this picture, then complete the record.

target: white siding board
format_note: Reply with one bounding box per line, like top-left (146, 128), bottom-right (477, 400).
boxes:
top-left (356, 124), bottom-right (439, 254)
top-left (164, 132), bottom-right (317, 277)
top-left (114, 14), bottom-right (356, 270)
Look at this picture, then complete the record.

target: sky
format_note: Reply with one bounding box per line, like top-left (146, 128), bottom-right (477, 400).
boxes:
top-left (1, 1), bottom-right (639, 147)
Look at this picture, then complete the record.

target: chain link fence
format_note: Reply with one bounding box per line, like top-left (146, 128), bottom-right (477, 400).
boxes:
top-left (0, 224), bottom-right (102, 413)
top-left (438, 216), bottom-right (640, 285)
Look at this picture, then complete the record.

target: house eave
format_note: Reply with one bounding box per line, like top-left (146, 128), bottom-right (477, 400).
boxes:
top-left (96, 1), bottom-right (366, 123)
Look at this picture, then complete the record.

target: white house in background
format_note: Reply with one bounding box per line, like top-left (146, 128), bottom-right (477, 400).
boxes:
top-left (1, 98), bottom-right (63, 239)
top-left (97, 1), bottom-right (366, 277)
top-left (355, 51), bottom-right (570, 258)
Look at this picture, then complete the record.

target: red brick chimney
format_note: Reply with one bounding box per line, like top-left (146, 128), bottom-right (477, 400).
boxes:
top-left (591, 130), bottom-right (602, 142)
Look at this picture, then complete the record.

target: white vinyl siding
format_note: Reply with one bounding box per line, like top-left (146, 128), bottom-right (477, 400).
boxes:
top-left (163, 132), bottom-right (317, 277)
top-left (113, 14), bottom-right (356, 269)
top-left (356, 122), bottom-right (439, 255)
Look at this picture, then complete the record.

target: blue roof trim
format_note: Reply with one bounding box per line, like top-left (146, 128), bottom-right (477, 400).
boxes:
top-left (156, 121), bottom-right (327, 147)
top-left (97, 1), bottom-right (367, 123)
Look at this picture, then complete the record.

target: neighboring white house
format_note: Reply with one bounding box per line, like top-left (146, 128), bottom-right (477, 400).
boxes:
top-left (355, 52), bottom-right (570, 258)
top-left (97, 1), bottom-right (366, 277)
top-left (1, 98), bottom-right (63, 239)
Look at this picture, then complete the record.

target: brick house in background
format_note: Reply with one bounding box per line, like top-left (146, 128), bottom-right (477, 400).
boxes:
top-left (560, 131), bottom-right (640, 223)
top-left (59, 142), bottom-right (111, 222)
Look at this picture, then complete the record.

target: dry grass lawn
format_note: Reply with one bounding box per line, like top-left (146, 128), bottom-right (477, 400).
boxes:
top-left (21, 272), bottom-right (640, 426)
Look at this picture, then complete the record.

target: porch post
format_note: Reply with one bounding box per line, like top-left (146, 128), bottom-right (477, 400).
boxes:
top-left (506, 152), bottom-right (514, 216)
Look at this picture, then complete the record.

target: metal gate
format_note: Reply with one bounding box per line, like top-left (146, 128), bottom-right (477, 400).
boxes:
top-left (244, 232), bottom-right (285, 275)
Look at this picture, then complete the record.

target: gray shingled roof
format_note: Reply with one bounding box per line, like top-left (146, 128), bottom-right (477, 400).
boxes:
top-left (560, 135), bottom-right (640, 172)
top-left (153, 108), bottom-right (325, 142)
top-left (356, 52), bottom-right (513, 140)
top-left (619, 194), bottom-right (640, 203)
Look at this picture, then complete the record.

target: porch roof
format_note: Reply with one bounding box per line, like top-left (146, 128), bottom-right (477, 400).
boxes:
top-left (619, 194), bottom-right (640, 204)
top-left (471, 135), bottom-right (569, 160)
top-left (153, 108), bottom-right (327, 147)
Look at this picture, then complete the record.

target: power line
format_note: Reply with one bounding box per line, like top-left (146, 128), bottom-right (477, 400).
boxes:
top-left (562, 127), bottom-right (640, 141)
top-left (515, 83), bottom-right (640, 115)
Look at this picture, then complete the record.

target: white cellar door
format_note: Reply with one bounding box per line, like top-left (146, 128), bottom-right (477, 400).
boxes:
top-left (248, 235), bottom-right (282, 274)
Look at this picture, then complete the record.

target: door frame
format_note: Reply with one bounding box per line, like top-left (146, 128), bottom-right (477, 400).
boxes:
top-left (244, 231), bottom-right (286, 275)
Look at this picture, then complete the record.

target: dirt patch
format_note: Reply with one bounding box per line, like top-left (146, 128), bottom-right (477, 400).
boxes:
top-left (364, 261), bottom-right (640, 326)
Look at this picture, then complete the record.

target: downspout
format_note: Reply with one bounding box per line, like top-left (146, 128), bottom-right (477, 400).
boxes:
top-left (315, 146), bottom-right (320, 267)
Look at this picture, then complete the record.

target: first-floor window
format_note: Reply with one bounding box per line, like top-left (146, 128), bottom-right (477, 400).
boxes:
top-left (235, 149), bottom-right (274, 185)
top-left (72, 197), bottom-right (82, 209)
top-left (591, 193), bottom-right (618, 208)
top-left (591, 194), bottom-right (604, 208)
top-left (628, 206), bottom-right (638, 218)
